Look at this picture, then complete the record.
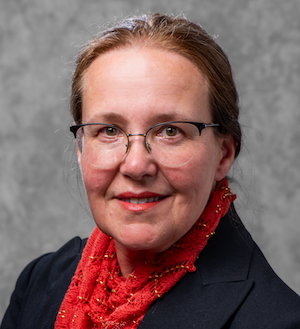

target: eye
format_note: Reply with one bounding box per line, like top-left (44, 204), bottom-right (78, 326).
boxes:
top-left (89, 125), bottom-right (124, 141)
top-left (160, 125), bottom-right (181, 137)
top-left (102, 126), bottom-right (119, 136)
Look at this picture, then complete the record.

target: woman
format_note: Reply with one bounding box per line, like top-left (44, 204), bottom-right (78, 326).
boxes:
top-left (2, 13), bottom-right (300, 329)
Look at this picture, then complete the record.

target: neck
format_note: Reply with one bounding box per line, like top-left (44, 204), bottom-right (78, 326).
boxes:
top-left (114, 240), bottom-right (159, 277)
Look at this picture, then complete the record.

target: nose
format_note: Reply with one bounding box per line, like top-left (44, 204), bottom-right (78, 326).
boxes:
top-left (119, 135), bottom-right (157, 180)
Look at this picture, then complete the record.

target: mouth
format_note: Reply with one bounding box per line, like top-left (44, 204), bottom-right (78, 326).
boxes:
top-left (119, 196), bottom-right (165, 204)
top-left (116, 192), bottom-right (167, 211)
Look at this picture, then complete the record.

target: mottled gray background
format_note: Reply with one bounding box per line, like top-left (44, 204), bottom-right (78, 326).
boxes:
top-left (1, 0), bottom-right (300, 319)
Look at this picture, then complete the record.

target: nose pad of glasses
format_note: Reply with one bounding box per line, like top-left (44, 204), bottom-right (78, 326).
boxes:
top-left (125, 142), bottom-right (131, 154)
top-left (145, 142), bottom-right (151, 154)
top-left (124, 139), bottom-right (151, 158)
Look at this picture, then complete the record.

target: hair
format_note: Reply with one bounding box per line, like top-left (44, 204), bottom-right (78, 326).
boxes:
top-left (70, 13), bottom-right (241, 157)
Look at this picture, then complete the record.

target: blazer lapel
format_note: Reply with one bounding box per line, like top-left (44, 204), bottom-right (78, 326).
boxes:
top-left (139, 271), bottom-right (253, 329)
top-left (139, 206), bottom-right (255, 329)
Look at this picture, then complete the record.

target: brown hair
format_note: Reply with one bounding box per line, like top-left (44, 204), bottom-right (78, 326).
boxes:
top-left (70, 13), bottom-right (241, 157)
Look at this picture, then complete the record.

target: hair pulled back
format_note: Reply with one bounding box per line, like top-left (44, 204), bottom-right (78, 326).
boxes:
top-left (71, 13), bottom-right (241, 157)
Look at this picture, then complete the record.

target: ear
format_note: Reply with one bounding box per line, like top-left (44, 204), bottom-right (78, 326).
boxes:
top-left (214, 133), bottom-right (237, 182)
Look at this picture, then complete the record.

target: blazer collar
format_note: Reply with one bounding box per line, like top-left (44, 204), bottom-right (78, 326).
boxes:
top-left (198, 205), bottom-right (254, 285)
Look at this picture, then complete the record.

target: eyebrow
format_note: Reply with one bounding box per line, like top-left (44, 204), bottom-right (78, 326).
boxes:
top-left (86, 112), bottom-right (125, 124)
top-left (85, 111), bottom-right (193, 125)
top-left (148, 113), bottom-right (192, 123)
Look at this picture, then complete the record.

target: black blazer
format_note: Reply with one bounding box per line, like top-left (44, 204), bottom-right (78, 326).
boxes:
top-left (2, 207), bottom-right (300, 329)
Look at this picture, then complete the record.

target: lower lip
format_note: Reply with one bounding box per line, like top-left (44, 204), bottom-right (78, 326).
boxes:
top-left (118, 199), bottom-right (163, 212)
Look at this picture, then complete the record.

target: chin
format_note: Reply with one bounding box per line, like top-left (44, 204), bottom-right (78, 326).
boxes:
top-left (116, 230), bottom-right (167, 254)
top-left (119, 236), bottom-right (158, 251)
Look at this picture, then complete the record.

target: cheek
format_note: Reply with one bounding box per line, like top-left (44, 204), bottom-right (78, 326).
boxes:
top-left (166, 152), bottom-right (218, 209)
top-left (171, 158), bottom-right (213, 189)
top-left (80, 163), bottom-right (114, 195)
top-left (165, 163), bottom-right (210, 203)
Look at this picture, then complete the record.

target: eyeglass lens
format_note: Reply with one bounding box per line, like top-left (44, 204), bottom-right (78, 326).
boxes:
top-left (76, 122), bottom-right (201, 168)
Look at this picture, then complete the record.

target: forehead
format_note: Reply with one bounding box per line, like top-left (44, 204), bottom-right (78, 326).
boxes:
top-left (81, 47), bottom-right (211, 125)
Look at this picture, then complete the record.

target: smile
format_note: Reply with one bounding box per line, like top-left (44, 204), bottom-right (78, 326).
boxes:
top-left (122, 197), bottom-right (164, 204)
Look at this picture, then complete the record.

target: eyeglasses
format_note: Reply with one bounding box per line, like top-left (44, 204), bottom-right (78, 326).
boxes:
top-left (70, 121), bottom-right (220, 168)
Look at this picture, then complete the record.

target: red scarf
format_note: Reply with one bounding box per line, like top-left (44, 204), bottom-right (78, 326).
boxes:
top-left (55, 179), bottom-right (235, 329)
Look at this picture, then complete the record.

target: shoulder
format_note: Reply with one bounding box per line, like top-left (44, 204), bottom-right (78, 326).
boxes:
top-left (1, 237), bottom-right (87, 329)
top-left (25, 237), bottom-right (87, 281)
top-left (141, 207), bottom-right (300, 329)
top-left (242, 241), bottom-right (300, 328)
top-left (200, 207), bottom-right (300, 328)
top-left (15, 236), bottom-right (87, 299)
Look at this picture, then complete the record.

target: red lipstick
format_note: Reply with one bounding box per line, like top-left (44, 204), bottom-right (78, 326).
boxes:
top-left (117, 192), bottom-right (162, 199)
top-left (116, 192), bottom-right (166, 212)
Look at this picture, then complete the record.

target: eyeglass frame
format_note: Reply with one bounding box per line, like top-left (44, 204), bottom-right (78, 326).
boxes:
top-left (70, 121), bottom-right (220, 153)
top-left (70, 120), bottom-right (220, 159)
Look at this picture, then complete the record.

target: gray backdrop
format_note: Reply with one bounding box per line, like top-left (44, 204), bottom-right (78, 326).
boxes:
top-left (1, 0), bottom-right (300, 320)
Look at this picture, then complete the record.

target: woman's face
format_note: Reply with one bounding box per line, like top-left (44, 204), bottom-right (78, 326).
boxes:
top-left (80, 47), bottom-right (235, 257)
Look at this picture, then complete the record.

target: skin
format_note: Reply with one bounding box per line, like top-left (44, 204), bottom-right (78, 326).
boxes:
top-left (79, 47), bottom-right (236, 277)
